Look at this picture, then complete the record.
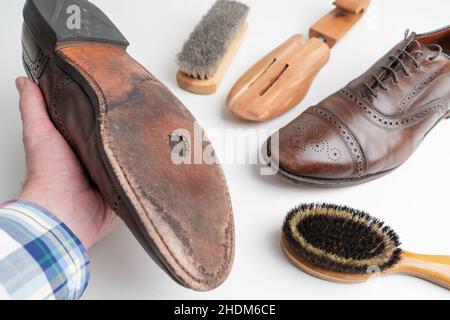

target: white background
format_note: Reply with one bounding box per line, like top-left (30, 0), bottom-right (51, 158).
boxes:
top-left (1, 0), bottom-right (449, 300)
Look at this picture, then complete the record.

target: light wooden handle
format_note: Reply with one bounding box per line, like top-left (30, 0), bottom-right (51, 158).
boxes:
top-left (227, 36), bottom-right (330, 122)
top-left (310, 0), bottom-right (370, 48)
top-left (391, 251), bottom-right (450, 290)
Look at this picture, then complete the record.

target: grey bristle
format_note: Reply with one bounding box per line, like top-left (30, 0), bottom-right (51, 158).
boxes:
top-left (177, 0), bottom-right (249, 80)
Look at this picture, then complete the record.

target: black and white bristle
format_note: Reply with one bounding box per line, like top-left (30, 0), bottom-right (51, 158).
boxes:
top-left (283, 203), bottom-right (402, 274)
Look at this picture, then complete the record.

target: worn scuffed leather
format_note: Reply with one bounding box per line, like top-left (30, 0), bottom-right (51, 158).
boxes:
top-left (21, 17), bottom-right (234, 290)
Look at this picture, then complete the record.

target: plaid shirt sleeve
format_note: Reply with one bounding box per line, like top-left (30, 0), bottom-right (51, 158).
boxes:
top-left (0, 200), bottom-right (90, 300)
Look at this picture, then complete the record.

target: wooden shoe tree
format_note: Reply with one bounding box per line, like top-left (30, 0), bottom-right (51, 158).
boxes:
top-left (227, 0), bottom-right (370, 122)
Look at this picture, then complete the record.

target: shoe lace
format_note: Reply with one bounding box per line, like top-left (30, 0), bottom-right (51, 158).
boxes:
top-left (362, 30), bottom-right (443, 98)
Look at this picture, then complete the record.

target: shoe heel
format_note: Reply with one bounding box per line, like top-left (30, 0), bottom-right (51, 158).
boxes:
top-left (24, 0), bottom-right (128, 53)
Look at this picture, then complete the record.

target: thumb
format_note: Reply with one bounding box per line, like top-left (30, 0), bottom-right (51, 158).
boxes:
top-left (16, 77), bottom-right (56, 142)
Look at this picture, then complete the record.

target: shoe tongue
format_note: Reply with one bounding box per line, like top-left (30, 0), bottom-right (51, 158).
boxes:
top-left (415, 37), bottom-right (442, 59)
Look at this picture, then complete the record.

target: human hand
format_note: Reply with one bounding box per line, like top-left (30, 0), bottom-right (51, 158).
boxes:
top-left (15, 76), bottom-right (117, 249)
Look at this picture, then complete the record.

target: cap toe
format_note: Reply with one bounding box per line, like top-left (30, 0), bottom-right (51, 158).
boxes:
top-left (271, 109), bottom-right (360, 180)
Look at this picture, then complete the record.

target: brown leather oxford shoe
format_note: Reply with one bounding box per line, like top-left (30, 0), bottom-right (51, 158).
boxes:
top-left (22, 0), bottom-right (234, 290)
top-left (268, 27), bottom-right (450, 187)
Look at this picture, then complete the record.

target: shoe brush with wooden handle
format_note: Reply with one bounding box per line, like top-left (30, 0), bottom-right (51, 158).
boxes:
top-left (282, 203), bottom-right (450, 290)
top-left (227, 0), bottom-right (370, 122)
top-left (176, 0), bottom-right (249, 95)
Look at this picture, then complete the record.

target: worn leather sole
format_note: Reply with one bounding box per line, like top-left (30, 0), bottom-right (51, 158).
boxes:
top-left (265, 112), bottom-right (450, 187)
top-left (23, 0), bottom-right (234, 291)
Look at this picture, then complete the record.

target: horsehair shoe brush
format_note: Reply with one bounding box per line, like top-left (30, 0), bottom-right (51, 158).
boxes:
top-left (176, 0), bottom-right (249, 95)
top-left (282, 203), bottom-right (450, 290)
top-left (227, 0), bottom-right (370, 121)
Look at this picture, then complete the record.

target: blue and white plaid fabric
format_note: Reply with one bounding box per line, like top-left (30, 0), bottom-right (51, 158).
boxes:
top-left (0, 200), bottom-right (90, 300)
